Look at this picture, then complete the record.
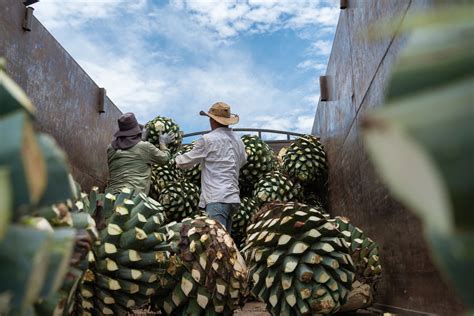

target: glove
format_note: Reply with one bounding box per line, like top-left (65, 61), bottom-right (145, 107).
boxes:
top-left (159, 132), bottom-right (176, 146)
top-left (141, 127), bottom-right (149, 141)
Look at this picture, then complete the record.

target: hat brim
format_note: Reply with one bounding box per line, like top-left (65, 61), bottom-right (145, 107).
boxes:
top-left (114, 124), bottom-right (143, 137)
top-left (200, 110), bottom-right (239, 125)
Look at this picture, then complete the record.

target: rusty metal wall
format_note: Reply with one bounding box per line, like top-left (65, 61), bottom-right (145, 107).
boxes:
top-left (0, 0), bottom-right (122, 191)
top-left (312, 0), bottom-right (465, 313)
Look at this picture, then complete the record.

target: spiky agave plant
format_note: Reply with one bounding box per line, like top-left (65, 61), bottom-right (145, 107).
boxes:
top-left (149, 159), bottom-right (182, 200)
top-left (244, 202), bottom-right (355, 315)
top-left (333, 217), bottom-right (381, 312)
top-left (73, 188), bottom-right (170, 315)
top-left (239, 135), bottom-right (276, 195)
top-left (276, 146), bottom-right (288, 168)
top-left (0, 79), bottom-right (90, 316)
top-left (145, 116), bottom-right (183, 154)
top-left (158, 180), bottom-right (200, 223)
top-left (335, 217), bottom-right (381, 283)
top-left (152, 216), bottom-right (248, 315)
top-left (253, 170), bottom-right (301, 204)
top-left (282, 135), bottom-right (327, 185)
top-left (34, 195), bottom-right (98, 316)
top-left (231, 196), bottom-right (260, 249)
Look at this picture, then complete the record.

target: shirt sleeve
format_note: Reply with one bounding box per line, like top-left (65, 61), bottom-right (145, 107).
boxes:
top-left (107, 145), bottom-right (114, 163)
top-left (239, 141), bottom-right (248, 168)
top-left (241, 150), bottom-right (248, 168)
top-left (145, 142), bottom-right (170, 165)
top-left (175, 137), bottom-right (208, 169)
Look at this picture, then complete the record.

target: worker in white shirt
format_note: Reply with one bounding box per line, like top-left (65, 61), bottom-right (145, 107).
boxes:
top-left (175, 102), bottom-right (247, 232)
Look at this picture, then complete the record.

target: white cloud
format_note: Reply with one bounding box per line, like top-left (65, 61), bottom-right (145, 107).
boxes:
top-left (171, 0), bottom-right (339, 39)
top-left (246, 113), bottom-right (316, 139)
top-left (297, 60), bottom-right (326, 72)
top-left (32, 1), bottom-right (336, 137)
top-left (306, 39), bottom-right (333, 56)
top-left (156, 51), bottom-right (308, 134)
top-left (146, 8), bottom-right (220, 52)
top-left (31, 0), bottom-right (146, 28)
top-left (296, 115), bottom-right (315, 133)
top-left (78, 58), bottom-right (168, 112)
top-left (286, 5), bottom-right (339, 29)
top-left (305, 93), bottom-right (320, 103)
top-left (51, 28), bottom-right (307, 134)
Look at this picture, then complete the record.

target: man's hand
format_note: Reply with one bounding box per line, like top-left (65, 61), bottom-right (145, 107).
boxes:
top-left (159, 132), bottom-right (176, 146)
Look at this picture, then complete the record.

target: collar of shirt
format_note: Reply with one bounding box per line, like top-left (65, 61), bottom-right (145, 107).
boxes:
top-left (210, 127), bottom-right (232, 134)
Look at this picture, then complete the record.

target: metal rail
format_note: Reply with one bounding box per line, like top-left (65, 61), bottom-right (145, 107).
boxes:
top-left (183, 128), bottom-right (306, 141)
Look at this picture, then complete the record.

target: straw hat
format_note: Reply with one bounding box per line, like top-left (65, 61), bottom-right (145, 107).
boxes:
top-left (199, 102), bottom-right (239, 125)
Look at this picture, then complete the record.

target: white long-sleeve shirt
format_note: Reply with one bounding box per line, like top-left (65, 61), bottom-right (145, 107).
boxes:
top-left (175, 127), bottom-right (247, 208)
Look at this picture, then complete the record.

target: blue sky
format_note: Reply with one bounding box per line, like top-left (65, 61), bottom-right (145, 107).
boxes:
top-left (33, 0), bottom-right (339, 140)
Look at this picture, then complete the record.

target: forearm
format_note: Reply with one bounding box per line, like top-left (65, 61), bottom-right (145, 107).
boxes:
top-left (150, 146), bottom-right (170, 164)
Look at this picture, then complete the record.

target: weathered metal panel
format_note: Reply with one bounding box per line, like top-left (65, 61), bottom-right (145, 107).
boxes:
top-left (0, 0), bottom-right (122, 191)
top-left (347, 0), bottom-right (411, 111)
top-left (312, 10), bottom-right (356, 166)
top-left (313, 0), bottom-right (466, 313)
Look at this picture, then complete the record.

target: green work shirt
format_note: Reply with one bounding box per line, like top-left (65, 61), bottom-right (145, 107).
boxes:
top-left (106, 141), bottom-right (170, 195)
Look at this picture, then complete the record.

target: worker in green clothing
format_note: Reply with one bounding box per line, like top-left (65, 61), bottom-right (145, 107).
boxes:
top-left (106, 112), bottom-right (174, 195)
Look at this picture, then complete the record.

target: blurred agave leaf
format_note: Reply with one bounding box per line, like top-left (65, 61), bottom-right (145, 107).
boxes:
top-left (387, 22), bottom-right (474, 99)
top-left (0, 167), bottom-right (12, 240)
top-left (37, 134), bottom-right (74, 208)
top-left (426, 228), bottom-right (474, 305)
top-left (363, 77), bottom-right (473, 234)
top-left (369, 6), bottom-right (474, 99)
top-left (362, 7), bottom-right (474, 309)
top-left (368, 6), bottom-right (474, 40)
top-left (362, 12), bottom-right (474, 234)
top-left (0, 112), bottom-right (47, 216)
top-left (0, 66), bottom-right (35, 117)
top-left (0, 225), bottom-right (52, 314)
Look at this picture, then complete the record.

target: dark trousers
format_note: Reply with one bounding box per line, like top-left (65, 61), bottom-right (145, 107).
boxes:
top-left (205, 202), bottom-right (239, 232)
